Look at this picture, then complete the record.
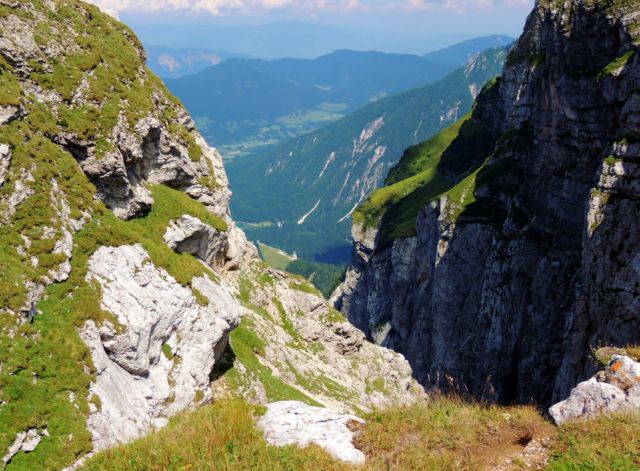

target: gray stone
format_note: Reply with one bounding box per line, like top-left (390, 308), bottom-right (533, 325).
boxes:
top-left (80, 244), bottom-right (242, 451)
top-left (0, 144), bottom-right (10, 187)
top-left (164, 215), bottom-right (228, 269)
top-left (258, 401), bottom-right (365, 465)
top-left (549, 356), bottom-right (640, 424)
top-left (2, 428), bottom-right (47, 469)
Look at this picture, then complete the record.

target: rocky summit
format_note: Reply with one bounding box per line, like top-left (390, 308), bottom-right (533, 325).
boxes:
top-left (335, 0), bottom-right (640, 406)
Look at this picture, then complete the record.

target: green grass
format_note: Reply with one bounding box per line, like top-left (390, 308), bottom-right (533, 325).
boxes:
top-left (547, 412), bottom-right (640, 470)
top-left (289, 281), bottom-right (323, 297)
top-left (81, 393), bottom-right (640, 470)
top-left (227, 319), bottom-right (320, 406)
top-left (353, 116), bottom-right (467, 230)
top-left (600, 50), bottom-right (636, 76)
top-left (81, 398), bottom-right (343, 471)
top-left (257, 242), bottom-right (296, 271)
top-left (352, 104), bottom-right (499, 247)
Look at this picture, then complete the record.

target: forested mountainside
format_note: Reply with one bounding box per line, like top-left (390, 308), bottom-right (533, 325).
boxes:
top-left (0, 2), bottom-right (422, 468)
top-left (228, 48), bottom-right (506, 263)
top-left (335, 0), bottom-right (640, 406)
top-left (165, 36), bottom-right (511, 158)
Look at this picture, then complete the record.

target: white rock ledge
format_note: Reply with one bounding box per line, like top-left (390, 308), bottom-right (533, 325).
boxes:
top-left (258, 401), bottom-right (366, 464)
top-left (80, 244), bottom-right (242, 451)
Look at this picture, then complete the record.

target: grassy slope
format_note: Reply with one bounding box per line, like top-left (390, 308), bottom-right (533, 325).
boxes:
top-left (256, 242), bottom-right (295, 271)
top-left (0, 2), bottom-right (223, 468)
top-left (353, 116), bottom-right (468, 230)
top-left (227, 49), bottom-right (506, 263)
top-left (82, 395), bottom-right (640, 470)
top-left (353, 107), bottom-right (497, 247)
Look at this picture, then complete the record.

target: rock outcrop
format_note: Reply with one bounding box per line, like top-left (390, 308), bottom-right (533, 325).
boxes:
top-left (164, 215), bottom-right (228, 269)
top-left (0, 2), bottom-right (424, 468)
top-left (550, 355), bottom-right (640, 425)
top-left (2, 429), bottom-right (47, 470)
top-left (219, 262), bottom-right (425, 415)
top-left (337, 0), bottom-right (640, 405)
top-left (258, 401), bottom-right (365, 465)
top-left (81, 244), bottom-right (241, 451)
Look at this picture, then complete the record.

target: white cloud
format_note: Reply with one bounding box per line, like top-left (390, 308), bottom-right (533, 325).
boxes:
top-left (405, 0), bottom-right (532, 13)
top-left (85, 0), bottom-right (532, 15)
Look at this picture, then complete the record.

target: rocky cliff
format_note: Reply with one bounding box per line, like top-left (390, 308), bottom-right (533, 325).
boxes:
top-left (336, 0), bottom-right (640, 406)
top-left (0, 2), bottom-right (422, 469)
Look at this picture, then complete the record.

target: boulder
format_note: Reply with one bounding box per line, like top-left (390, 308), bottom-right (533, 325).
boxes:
top-left (2, 429), bottom-right (48, 469)
top-left (258, 401), bottom-right (365, 464)
top-left (549, 355), bottom-right (640, 425)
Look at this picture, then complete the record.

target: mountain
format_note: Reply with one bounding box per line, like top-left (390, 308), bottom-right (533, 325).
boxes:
top-left (0, 2), bottom-right (422, 468)
top-left (165, 36), bottom-right (512, 157)
top-left (128, 21), bottom-right (508, 59)
top-left (333, 0), bottom-right (640, 407)
top-left (423, 34), bottom-right (513, 66)
top-left (145, 45), bottom-right (249, 78)
top-left (227, 48), bottom-right (507, 263)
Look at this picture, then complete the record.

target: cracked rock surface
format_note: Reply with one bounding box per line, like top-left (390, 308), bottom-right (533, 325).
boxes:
top-left (258, 401), bottom-right (366, 465)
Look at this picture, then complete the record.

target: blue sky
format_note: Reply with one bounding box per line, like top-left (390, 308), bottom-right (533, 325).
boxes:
top-left (88, 0), bottom-right (534, 56)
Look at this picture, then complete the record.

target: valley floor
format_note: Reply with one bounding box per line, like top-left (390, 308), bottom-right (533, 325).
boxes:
top-left (83, 395), bottom-right (640, 470)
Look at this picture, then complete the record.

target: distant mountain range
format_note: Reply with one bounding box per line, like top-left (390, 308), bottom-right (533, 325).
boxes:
top-left (145, 45), bottom-right (249, 79)
top-left (164, 35), bottom-right (512, 158)
top-left (130, 21), bottom-right (512, 59)
top-left (226, 47), bottom-right (508, 263)
top-left (423, 35), bottom-right (513, 65)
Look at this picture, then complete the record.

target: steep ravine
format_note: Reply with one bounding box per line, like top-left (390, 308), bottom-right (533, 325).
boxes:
top-left (335, 0), bottom-right (640, 406)
top-left (0, 2), bottom-right (422, 469)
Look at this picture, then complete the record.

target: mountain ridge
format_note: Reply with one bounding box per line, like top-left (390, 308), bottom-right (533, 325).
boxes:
top-left (165, 35), bottom-right (512, 157)
top-left (228, 47), bottom-right (507, 263)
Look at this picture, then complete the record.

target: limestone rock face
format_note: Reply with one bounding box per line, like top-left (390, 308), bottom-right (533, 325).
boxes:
top-left (258, 401), bottom-right (365, 465)
top-left (550, 356), bottom-right (640, 424)
top-left (164, 215), bottom-right (228, 269)
top-left (80, 244), bottom-right (241, 451)
top-left (222, 263), bottom-right (425, 415)
top-left (337, 0), bottom-right (640, 405)
top-left (77, 118), bottom-right (230, 221)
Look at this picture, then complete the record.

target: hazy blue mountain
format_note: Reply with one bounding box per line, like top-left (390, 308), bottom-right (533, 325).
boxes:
top-left (129, 21), bottom-right (505, 59)
top-left (423, 35), bottom-right (513, 66)
top-left (226, 47), bottom-right (507, 263)
top-left (145, 45), bottom-right (249, 78)
top-left (165, 36), bottom-right (511, 158)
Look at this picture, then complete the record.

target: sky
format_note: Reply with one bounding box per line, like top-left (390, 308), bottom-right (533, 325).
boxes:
top-left (87, 0), bottom-right (535, 57)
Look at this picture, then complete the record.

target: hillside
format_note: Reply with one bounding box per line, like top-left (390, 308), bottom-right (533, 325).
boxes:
top-left (335, 0), bottom-right (640, 408)
top-left (165, 36), bottom-right (511, 157)
top-left (423, 34), bottom-right (513, 66)
top-left (0, 2), bottom-right (423, 468)
top-left (227, 48), bottom-right (506, 263)
top-left (145, 45), bottom-right (248, 79)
